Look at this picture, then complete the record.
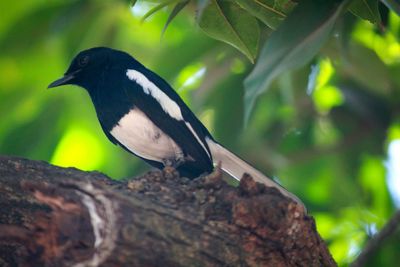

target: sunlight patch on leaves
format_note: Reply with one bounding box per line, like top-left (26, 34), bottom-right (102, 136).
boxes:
top-left (387, 123), bottom-right (400, 141)
top-left (318, 208), bottom-right (383, 265)
top-left (305, 171), bottom-right (331, 203)
top-left (310, 58), bottom-right (344, 114)
top-left (313, 85), bottom-right (344, 114)
top-left (353, 19), bottom-right (400, 64)
top-left (359, 155), bottom-right (391, 219)
top-left (230, 57), bottom-right (246, 74)
top-left (308, 58), bottom-right (344, 114)
top-left (315, 58), bottom-right (335, 90)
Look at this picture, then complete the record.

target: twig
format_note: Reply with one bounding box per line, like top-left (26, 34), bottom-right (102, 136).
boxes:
top-left (351, 209), bottom-right (400, 267)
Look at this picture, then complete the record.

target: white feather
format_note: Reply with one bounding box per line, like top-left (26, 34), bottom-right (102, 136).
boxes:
top-left (111, 108), bottom-right (181, 162)
top-left (126, 69), bottom-right (183, 121)
top-left (206, 137), bottom-right (304, 207)
top-left (185, 122), bottom-right (210, 158)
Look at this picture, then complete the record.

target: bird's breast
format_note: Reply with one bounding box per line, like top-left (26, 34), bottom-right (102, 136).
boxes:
top-left (110, 108), bottom-right (181, 163)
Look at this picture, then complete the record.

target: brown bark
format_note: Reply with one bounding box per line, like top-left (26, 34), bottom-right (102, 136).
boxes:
top-left (0, 155), bottom-right (336, 267)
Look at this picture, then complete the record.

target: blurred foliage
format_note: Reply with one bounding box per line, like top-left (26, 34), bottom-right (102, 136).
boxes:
top-left (0, 0), bottom-right (399, 266)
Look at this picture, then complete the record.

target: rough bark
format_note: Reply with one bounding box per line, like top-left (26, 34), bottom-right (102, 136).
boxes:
top-left (0, 155), bottom-right (336, 267)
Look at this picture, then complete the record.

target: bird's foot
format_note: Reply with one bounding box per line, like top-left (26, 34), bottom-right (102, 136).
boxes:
top-left (162, 153), bottom-right (193, 169)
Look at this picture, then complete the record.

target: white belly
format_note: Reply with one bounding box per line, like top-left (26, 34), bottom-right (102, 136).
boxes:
top-left (110, 108), bottom-right (181, 162)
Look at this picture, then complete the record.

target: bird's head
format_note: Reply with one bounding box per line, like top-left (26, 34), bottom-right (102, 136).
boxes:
top-left (48, 47), bottom-right (133, 90)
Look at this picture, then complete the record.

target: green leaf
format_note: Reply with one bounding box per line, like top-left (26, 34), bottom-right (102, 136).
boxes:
top-left (197, 0), bottom-right (210, 20)
top-left (243, 0), bottom-right (348, 124)
top-left (162, 0), bottom-right (190, 36)
top-left (198, 0), bottom-right (260, 63)
top-left (236, 0), bottom-right (296, 29)
top-left (381, 0), bottom-right (400, 16)
top-left (349, 0), bottom-right (381, 25)
top-left (141, 0), bottom-right (179, 22)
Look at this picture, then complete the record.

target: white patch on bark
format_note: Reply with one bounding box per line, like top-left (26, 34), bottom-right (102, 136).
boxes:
top-left (72, 182), bottom-right (118, 267)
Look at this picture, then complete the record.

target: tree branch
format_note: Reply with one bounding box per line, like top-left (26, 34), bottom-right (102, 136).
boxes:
top-left (351, 209), bottom-right (400, 267)
top-left (0, 155), bottom-right (335, 267)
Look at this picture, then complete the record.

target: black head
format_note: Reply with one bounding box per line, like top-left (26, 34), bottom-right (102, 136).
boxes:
top-left (48, 47), bottom-right (135, 90)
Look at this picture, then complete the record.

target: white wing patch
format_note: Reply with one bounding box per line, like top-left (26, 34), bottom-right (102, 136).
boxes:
top-left (126, 69), bottom-right (183, 121)
top-left (110, 108), bottom-right (182, 162)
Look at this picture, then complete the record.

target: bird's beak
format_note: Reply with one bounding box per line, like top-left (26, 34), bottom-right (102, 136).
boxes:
top-left (48, 69), bottom-right (80, 89)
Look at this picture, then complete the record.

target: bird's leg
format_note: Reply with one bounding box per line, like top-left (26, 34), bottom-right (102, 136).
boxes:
top-left (163, 150), bottom-right (199, 170)
top-left (162, 158), bottom-right (175, 167)
top-left (162, 151), bottom-right (186, 168)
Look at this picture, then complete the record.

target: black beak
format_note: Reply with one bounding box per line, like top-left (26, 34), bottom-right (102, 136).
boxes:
top-left (48, 69), bottom-right (80, 88)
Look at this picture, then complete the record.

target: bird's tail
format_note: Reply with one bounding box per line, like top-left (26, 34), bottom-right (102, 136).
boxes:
top-left (206, 138), bottom-right (304, 207)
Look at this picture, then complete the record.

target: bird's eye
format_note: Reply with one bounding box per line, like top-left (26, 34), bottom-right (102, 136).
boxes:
top-left (79, 56), bottom-right (89, 67)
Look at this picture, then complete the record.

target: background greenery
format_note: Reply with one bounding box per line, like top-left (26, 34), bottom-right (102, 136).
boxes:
top-left (0, 0), bottom-right (399, 266)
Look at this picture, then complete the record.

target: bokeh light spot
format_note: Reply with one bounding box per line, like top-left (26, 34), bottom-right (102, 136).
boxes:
top-left (51, 127), bottom-right (105, 171)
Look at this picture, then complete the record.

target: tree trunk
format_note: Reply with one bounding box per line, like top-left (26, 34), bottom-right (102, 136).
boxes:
top-left (0, 155), bottom-right (336, 267)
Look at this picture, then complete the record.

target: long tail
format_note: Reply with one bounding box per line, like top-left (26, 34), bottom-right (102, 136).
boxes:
top-left (206, 138), bottom-right (304, 208)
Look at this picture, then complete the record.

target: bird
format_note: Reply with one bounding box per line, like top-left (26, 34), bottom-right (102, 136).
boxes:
top-left (48, 47), bottom-right (304, 207)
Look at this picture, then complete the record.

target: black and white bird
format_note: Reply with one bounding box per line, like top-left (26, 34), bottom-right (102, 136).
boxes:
top-left (48, 47), bottom-right (303, 206)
